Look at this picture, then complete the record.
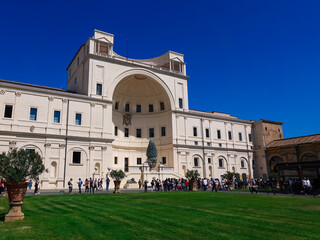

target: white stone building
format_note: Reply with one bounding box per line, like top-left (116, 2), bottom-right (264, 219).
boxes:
top-left (0, 30), bottom-right (254, 189)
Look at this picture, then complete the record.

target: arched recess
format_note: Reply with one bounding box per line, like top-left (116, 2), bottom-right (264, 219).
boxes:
top-left (217, 155), bottom-right (228, 170)
top-left (50, 161), bottom-right (57, 178)
top-left (269, 156), bottom-right (283, 173)
top-left (209, 166), bottom-right (213, 178)
top-left (240, 157), bottom-right (248, 169)
top-left (68, 147), bottom-right (88, 164)
top-left (20, 144), bottom-right (43, 157)
top-left (95, 162), bottom-right (101, 176)
top-left (300, 152), bottom-right (318, 162)
top-left (109, 69), bottom-right (175, 110)
top-left (182, 165), bottom-right (187, 176)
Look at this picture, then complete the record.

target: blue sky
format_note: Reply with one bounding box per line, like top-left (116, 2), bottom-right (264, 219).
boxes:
top-left (0, 1), bottom-right (319, 138)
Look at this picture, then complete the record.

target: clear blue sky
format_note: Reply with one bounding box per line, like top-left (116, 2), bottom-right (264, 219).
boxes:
top-left (1, 1), bottom-right (319, 138)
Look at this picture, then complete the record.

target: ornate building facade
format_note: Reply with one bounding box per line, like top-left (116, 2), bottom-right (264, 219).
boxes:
top-left (0, 30), bottom-right (258, 188)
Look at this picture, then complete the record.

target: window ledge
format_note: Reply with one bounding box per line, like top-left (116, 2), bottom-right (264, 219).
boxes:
top-left (69, 163), bottom-right (83, 166)
top-left (218, 167), bottom-right (225, 169)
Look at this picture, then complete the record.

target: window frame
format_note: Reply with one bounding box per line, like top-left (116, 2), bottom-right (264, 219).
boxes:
top-left (160, 102), bottom-right (165, 111)
top-left (29, 107), bottom-right (38, 121)
top-left (136, 128), bottom-right (141, 138)
top-left (149, 128), bottom-right (154, 138)
top-left (125, 103), bottom-right (130, 112)
top-left (148, 104), bottom-right (154, 113)
top-left (193, 127), bottom-right (198, 137)
top-left (4, 104), bottom-right (13, 119)
top-left (96, 83), bottom-right (103, 96)
top-left (194, 157), bottom-right (199, 167)
top-left (124, 128), bottom-right (129, 137)
top-left (72, 151), bottom-right (81, 164)
top-left (178, 98), bottom-right (183, 108)
top-left (53, 110), bottom-right (61, 123)
top-left (75, 113), bottom-right (82, 125)
top-left (161, 126), bottom-right (166, 137)
top-left (136, 104), bottom-right (141, 113)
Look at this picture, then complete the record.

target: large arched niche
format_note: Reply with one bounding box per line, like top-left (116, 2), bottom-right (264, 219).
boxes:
top-left (109, 69), bottom-right (175, 110)
top-left (111, 72), bottom-right (174, 158)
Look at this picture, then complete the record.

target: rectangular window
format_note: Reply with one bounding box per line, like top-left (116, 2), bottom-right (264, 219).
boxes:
top-left (207, 142), bottom-right (211, 146)
top-left (219, 159), bottom-right (223, 168)
top-left (75, 113), bottom-right (82, 125)
top-left (115, 102), bottom-right (119, 110)
top-left (73, 152), bottom-right (81, 164)
top-left (125, 128), bottom-right (129, 137)
top-left (29, 108), bottom-right (37, 121)
top-left (162, 157), bottom-right (166, 164)
top-left (4, 105), bottom-right (13, 118)
top-left (217, 130), bottom-right (221, 139)
top-left (149, 104), bottom-right (154, 112)
top-left (239, 132), bottom-right (242, 141)
top-left (208, 158), bottom-right (211, 164)
top-left (26, 149), bottom-right (35, 154)
top-left (228, 131), bottom-right (232, 140)
top-left (125, 103), bottom-right (130, 112)
top-left (161, 127), bottom-right (166, 137)
top-left (160, 102), bottom-right (165, 111)
top-left (194, 157), bottom-right (199, 167)
top-left (194, 141), bottom-right (198, 145)
top-left (96, 83), bottom-right (102, 95)
top-left (53, 110), bottom-right (60, 123)
top-left (136, 128), bottom-right (141, 138)
top-left (193, 127), bottom-right (197, 137)
top-left (248, 134), bottom-right (252, 142)
top-left (205, 128), bottom-right (209, 138)
top-left (149, 128), bottom-right (154, 138)
top-left (179, 98), bottom-right (183, 108)
top-left (219, 143), bottom-right (222, 147)
top-left (124, 158), bottom-right (129, 172)
top-left (114, 126), bottom-right (118, 136)
top-left (136, 104), bottom-right (141, 113)
top-left (241, 160), bottom-right (245, 168)
top-left (114, 157), bottom-right (118, 164)
top-left (137, 158), bottom-right (142, 165)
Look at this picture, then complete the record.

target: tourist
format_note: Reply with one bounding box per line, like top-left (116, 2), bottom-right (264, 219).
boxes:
top-left (203, 178), bottom-right (208, 191)
top-left (68, 178), bottom-right (73, 194)
top-left (34, 180), bottom-right (39, 195)
top-left (94, 179), bottom-right (98, 192)
top-left (90, 178), bottom-right (94, 194)
top-left (138, 179), bottom-right (142, 189)
top-left (106, 177), bottom-right (110, 191)
top-left (84, 179), bottom-right (89, 194)
top-left (77, 178), bottom-right (82, 193)
top-left (28, 179), bottom-right (33, 190)
top-left (144, 180), bottom-right (148, 192)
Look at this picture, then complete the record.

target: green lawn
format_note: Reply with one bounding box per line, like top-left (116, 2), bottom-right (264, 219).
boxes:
top-left (0, 192), bottom-right (319, 240)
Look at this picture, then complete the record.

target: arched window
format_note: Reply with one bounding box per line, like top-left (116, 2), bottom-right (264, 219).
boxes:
top-left (95, 163), bottom-right (101, 175)
top-left (269, 156), bottom-right (283, 172)
top-left (301, 153), bottom-right (318, 162)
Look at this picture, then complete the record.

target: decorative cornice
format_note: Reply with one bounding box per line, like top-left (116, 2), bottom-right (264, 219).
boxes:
top-left (0, 130), bottom-right (114, 143)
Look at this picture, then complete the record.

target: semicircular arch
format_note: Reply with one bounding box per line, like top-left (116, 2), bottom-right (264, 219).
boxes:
top-left (108, 69), bottom-right (175, 110)
top-left (20, 144), bottom-right (43, 157)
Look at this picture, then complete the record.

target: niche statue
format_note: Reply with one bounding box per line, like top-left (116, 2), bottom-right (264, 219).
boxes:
top-left (146, 140), bottom-right (157, 169)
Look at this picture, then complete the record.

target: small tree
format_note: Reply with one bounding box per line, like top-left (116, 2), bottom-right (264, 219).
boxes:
top-left (223, 171), bottom-right (235, 180)
top-left (185, 170), bottom-right (200, 180)
top-left (0, 148), bottom-right (47, 182)
top-left (109, 169), bottom-right (126, 181)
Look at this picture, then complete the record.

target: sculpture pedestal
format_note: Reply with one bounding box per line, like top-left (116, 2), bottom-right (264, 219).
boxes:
top-left (5, 201), bottom-right (24, 222)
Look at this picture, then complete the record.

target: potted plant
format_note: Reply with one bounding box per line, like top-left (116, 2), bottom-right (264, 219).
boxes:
top-left (109, 169), bottom-right (126, 193)
top-left (0, 148), bottom-right (47, 221)
top-left (185, 170), bottom-right (200, 191)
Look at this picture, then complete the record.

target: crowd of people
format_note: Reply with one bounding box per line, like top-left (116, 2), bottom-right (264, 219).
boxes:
top-left (0, 175), bottom-right (314, 196)
top-left (67, 178), bottom-right (111, 194)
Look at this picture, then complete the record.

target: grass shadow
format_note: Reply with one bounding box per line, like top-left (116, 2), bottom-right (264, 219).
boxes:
top-left (0, 212), bottom-right (6, 221)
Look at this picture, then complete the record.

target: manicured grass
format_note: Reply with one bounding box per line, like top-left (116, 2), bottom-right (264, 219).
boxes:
top-left (0, 192), bottom-right (319, 240)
